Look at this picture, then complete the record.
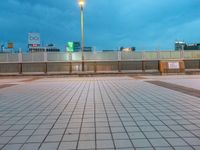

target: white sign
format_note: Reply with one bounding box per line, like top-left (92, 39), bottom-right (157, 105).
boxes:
top-left (28, 33), bottom-right (40, 45)
top-left (168, 62), bottom-right (180, 69)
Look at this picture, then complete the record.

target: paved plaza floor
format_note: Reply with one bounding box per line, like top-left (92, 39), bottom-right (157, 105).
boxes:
top-left (0, 75), bottom-right (200, 150)
top-left (142, 75), bottom-right (200, 90)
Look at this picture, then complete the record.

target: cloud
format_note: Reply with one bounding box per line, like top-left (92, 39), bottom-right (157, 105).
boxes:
top-left (0, 0), bottom-right (200, 51)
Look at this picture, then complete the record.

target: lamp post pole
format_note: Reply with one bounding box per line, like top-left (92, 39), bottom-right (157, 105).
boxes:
top-left (79, 0), bottom-right (85, 72)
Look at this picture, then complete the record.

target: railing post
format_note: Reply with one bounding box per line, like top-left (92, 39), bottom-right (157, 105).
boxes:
top-left (170, 51), bottom-right (172, 59)
top-left (69, 52), bottom-right (72, 61)
top-left (31, 53), bottom-right (33, 62)
top-left (118, 51), bottom-right (121, 61)
top-left (94, 61), bottom-right (97, 73)
top-left (69, 53), bottom-right (72, 74)
top-left (44, 52), bottom-right (47, 62)
top-left (181, 50), bottom-right (184, 59)
top-left (157, 51), bottom-right (160, 60)
top-left (142, 51), bottom-right (145, 60)
top-left (117, 51), bottom-right (121, 72)
top-left (117, 61), bottom-right (121, 72)
top-left (6, 53), bottom-right (9, 62)
top-left (18, 53), bottom-right (22, 74)
top-left (199, 59), bottom-right (200, 69)
top-left (142, 61), bottom-right (145, 72)
top-left (18, 53), bottom-right (22, 63)
top-left (158, 60), bottom-right (161, 74)
top-left (94, 50), bottom-right (97, 60)
top-left (69, 62), bottom-right (72, 74)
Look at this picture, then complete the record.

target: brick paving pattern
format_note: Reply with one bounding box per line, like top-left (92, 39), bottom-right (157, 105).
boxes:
top-left (0, 77), bottom-right (200, 150)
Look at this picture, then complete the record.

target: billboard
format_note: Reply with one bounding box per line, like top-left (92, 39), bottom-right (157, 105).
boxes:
top-left (28, 33), bottom-right (40, 47)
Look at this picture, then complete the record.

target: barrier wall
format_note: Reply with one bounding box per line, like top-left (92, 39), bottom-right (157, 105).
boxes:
top-left (0, 51), bottom-right (200, 75)
top-left (0, 60), bottom-right (199, 75)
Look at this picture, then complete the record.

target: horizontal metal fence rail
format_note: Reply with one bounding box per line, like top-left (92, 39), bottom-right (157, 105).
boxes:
top-left (0, 50), bottom-right (200, 63)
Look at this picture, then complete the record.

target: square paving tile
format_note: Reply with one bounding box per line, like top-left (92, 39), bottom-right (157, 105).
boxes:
top-left (149, 138), bottom-right (170, 147)
top-left (0, 77), bottom-right (200, 150)
top-left (78, 140), bottom-right (95, 149)
top-left (58, 141), bottom-right (77, 150)
top-left (132, 139), bottom-right (151, 148)
top-left (114, 139), bottom-right (133, 148)
top-left (97, 140), bottom-right (114, 149)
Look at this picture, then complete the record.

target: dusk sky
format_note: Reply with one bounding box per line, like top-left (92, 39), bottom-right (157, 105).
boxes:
top-left (0, 0), bottom-right (200, 51)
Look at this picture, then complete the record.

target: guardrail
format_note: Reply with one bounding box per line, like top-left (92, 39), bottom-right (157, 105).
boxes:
top-left (0, 50), bottom-right (200, 63)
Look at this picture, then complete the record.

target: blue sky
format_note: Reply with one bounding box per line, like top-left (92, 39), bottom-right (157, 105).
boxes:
top-left (0, 0), bottom-right (200, 51)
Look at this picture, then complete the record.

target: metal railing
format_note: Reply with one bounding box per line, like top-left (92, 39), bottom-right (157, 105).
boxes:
top-left (0, 50), bottom-right (200, 63)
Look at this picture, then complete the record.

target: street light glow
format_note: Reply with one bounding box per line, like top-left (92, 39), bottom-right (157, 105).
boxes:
top-left (79, 0), bottom-right (85, 6)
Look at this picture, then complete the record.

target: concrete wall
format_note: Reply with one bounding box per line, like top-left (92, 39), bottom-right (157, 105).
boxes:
top-left (0, 60), bottom-right (199, 75)
top-left (185, 60), bottom-right (200, 69)
top-left (22, 63), bottom-right (46, 73)
top-left (47, 63), bottom-right (70, 73)
top-left (0, 63), bottom-right (19, 73)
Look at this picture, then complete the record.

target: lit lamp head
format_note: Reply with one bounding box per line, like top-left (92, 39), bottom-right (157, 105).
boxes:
top-left (79, 0), bottom-right (85, 7)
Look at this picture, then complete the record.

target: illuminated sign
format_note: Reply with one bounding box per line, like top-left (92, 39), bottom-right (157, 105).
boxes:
top-left (28, 33), bottom-right (40, 46)
top-left (7, 42), bottom-right (14, 49)
top-left (32, 44), bottom-right (39, 47)
top-left (67, 42), bottom-right (74, 52)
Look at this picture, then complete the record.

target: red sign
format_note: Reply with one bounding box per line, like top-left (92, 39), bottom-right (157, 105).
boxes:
top-left (32, 44), bottom-right (39, 47)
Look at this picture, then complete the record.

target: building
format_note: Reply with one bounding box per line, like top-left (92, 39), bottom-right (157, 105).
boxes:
top-left (29, 45), bottom-right (60, 52)
top-left (120, 47), bottom-right (136, 52)
top-left (184, 44), bottom-right (200, 50)
top-left (0, 42), bottom-right (14, 53)
top-left (102, 50), bottom-right (116, 52)
top-left (175, 41), bottom-right (200, 51)
top-left (175, 41), bottom-right (186, 51)
top-left (83, 47), bottom-right (92, 52)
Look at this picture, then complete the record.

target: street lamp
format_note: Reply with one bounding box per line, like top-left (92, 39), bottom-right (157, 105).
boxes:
top-left (79, 0), bottom-right (85, 71)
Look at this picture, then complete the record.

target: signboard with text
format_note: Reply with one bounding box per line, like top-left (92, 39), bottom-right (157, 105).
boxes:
top-left (168, 62), bottom-right (180, 69)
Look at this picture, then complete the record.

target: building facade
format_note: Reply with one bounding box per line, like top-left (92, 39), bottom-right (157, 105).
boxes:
top-left (175, 41), bottom-right (200, 51)
top-left (29, 46), bottom-right (60, 52)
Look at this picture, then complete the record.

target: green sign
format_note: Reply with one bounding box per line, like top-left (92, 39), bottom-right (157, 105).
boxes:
top-left (67, 42), bottom-right (74, 52)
